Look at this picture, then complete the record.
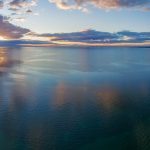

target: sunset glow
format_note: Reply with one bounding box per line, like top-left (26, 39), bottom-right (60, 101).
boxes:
top-left (0, 0), bottom-right (149, 47)
top-left (0, 1), bottom-right (150, 150)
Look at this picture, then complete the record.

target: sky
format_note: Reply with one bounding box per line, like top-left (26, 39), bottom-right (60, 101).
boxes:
top-left (0, 0), bottom-right (150, 46)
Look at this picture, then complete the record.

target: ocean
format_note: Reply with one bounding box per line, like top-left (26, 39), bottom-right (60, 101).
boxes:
top-left (0, 47), bottom-right (150, 150)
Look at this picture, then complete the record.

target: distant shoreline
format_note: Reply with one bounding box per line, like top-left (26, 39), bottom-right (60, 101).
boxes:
top-left (0, 44), bottom-right (150, 48)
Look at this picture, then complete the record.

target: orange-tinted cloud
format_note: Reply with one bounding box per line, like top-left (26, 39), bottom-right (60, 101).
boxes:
top-left (49, 0), bottom-right (150, 11)
top-left (9, 0), bottom-right (37, 10)
top-left (0, 15), bottom-right (30, 39)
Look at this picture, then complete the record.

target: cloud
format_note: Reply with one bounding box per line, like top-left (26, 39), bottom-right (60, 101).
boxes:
top-left (26, 9), bottom-right (33, 13)
top-left (0, 15), bottom-right (30, 39)
top-left (12, 17), bottom-right (26, 22)
top-left (0, 39), bottom-right (54, 47)
top-left (0, 15), bottom-right (149, 47)
top-left (49, 0), bottom-right (77, 10)
top-left (39, 29), bottom-right (150, 44)
top-left (0, 0), bottom-right (37, 21)
top-left (0, 28), bottom-right (150, 47)
top-left (0, 1), bottom-right (3, 9)
top-left (48, 0), bottom-right (150, 11)
top-left (1, 0), bottom-right (150, 13)
top-left (9, 0), bottom-right (37, 9)
top-left (0, 0), bottom-right (149, 23)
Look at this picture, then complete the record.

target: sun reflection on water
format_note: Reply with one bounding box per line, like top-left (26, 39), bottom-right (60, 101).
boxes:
top-left (0, 47), bottom-right (150, 150)
top-left (0, 48), bottom-right (7, 67)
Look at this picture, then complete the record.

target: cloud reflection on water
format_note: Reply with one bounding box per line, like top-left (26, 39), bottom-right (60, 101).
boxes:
top-left (0, 47), bottom-right (150, 150)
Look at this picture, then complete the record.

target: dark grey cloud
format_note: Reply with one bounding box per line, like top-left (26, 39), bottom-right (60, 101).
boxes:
top-left (0, 28), bottom-right (150, 46)
top-left (26, 9), bottom-right (32, 13)
top-left (39, 29), bottom-right (150, 44)
top-left (0, 15), bottom-right (30, 39)
top-left (117, 31), bottom-right (150, 42)
top-left (0, 39), bottom-right (53, 47)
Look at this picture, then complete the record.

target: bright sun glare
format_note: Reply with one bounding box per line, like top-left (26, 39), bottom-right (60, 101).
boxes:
top-left (0, 36), bottom-right (6, 40)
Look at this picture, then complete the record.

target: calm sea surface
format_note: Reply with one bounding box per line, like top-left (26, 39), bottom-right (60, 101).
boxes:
top-left (0, 47), bottom-right (150, 150)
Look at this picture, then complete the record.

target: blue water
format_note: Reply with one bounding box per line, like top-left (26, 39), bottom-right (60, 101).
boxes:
top-left (0, 47), bottom-right (150, 150)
